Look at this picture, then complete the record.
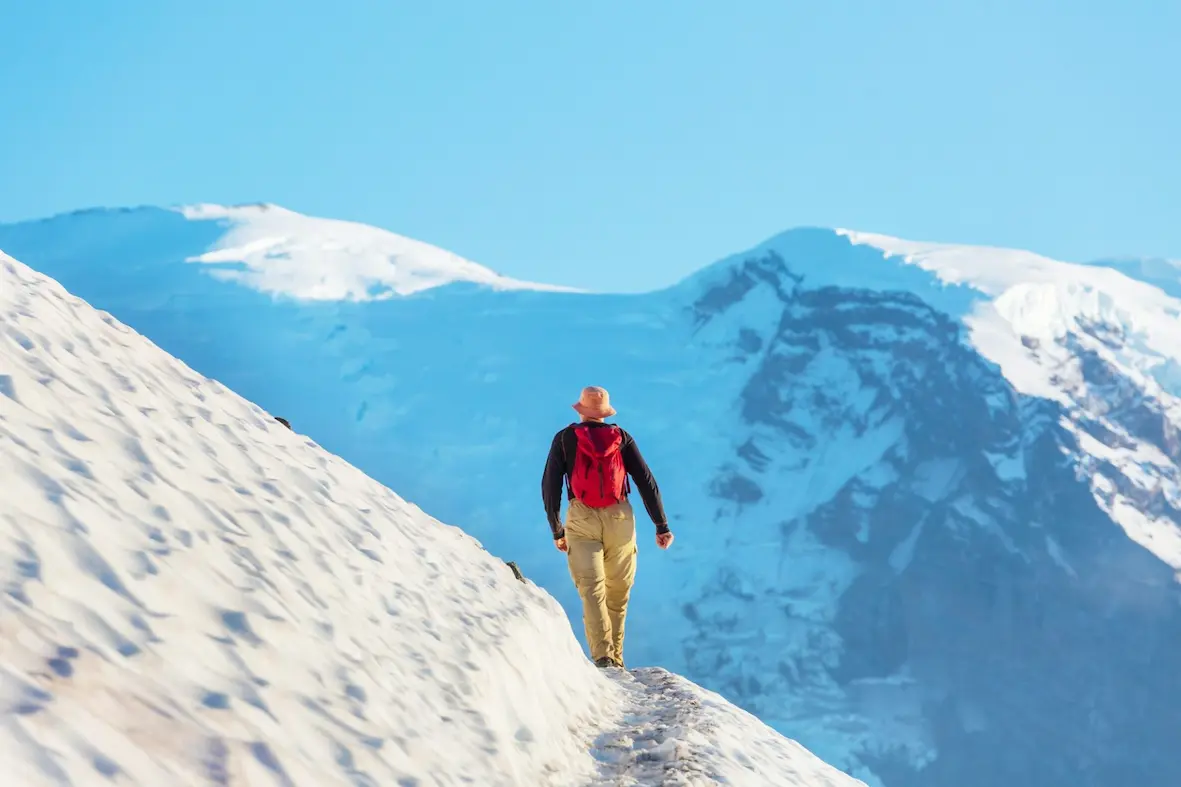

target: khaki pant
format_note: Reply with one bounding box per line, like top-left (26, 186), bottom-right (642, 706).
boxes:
top-left (565, 498), bottom-right (638, 664)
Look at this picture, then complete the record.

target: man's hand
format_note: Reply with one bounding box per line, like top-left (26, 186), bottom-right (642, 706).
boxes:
top-left (656, 531), bottom-right (674, 550)
top-left (554, 536), bottom-right (568, 553)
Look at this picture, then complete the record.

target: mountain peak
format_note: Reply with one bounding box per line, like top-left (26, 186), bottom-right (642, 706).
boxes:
top-left (174, 203), bottom-right (579, 301)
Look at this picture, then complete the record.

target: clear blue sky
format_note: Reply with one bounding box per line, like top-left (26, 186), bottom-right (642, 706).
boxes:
top-left (2, 0), bottom-right (1179, 291)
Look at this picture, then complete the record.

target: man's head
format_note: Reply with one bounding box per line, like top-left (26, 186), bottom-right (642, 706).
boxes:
top-left (572, 386), bottom-right (616, 421)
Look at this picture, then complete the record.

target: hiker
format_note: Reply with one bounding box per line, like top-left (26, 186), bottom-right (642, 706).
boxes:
top-left (541, 386), bottom-right (674, 669)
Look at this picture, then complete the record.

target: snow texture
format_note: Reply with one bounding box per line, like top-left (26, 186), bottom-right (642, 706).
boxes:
top-left (0, 249), bottom-right (861, 786)
top-left (178, 203), bottom-right (577, 301)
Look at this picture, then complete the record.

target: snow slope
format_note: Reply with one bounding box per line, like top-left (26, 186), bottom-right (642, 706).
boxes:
top-left (0, 250), bottom-right (862, 786)
top-left (1084, 255), bottom-right (1181, 299)
top-left (691, 226), bottom-right (1181, 571)
top-left (4, 205), bottom-right (1181, 787)
top-left (178, 203), bottom-right (575, 300)
top-left (832, 230), bottom-right (1181, 569)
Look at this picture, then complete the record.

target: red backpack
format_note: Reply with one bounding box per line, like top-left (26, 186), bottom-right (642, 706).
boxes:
top-left (568, 424), bottom-right (630, 508)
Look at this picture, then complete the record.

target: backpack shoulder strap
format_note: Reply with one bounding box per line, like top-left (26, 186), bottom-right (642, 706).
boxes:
top-left (561, 423), bottom-right (577, 463)
top-left (612, 424), bottom-right (631, 495)
top-left (560, 424), bottom-right (578, 496)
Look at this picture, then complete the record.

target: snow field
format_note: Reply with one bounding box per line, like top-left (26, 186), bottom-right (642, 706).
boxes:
top-left (0, 250), bottom-right (862, 786)
top-left (178, 204), bottom-right (577, 300)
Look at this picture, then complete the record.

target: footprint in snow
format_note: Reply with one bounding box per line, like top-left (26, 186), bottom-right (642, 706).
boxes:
top-left (588, 668), bottom-right (710, 785)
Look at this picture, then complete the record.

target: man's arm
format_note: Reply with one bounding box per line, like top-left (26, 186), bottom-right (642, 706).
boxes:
top-left (541, 430), bottom-right (567, 539)
top-left (621, 432), bottom-right (669, 534)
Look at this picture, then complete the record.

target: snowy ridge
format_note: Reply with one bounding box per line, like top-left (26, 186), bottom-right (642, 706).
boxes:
top-left (1085, 255), bottom-right (1181, 299)
top-left (690, 226), bottom-right (1181, 571)
top-left (0, 249), bottom-right (860, 786)
top-left (835, 230), bottom-right (1181, 571)
top-left (674, 233), bottom-right (1181, 785)
top-left (176, 203), bottom-right (578, 300)
top-left (834, 229), bottom-right (1181, 400)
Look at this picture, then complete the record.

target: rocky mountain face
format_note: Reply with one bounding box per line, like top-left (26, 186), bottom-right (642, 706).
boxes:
top-left (2, 207), bottom-right (1178, 786)
top-left (679, 248), bottom-right (1181, 786)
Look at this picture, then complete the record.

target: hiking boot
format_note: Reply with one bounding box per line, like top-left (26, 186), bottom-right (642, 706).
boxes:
top-left (594, 657), bottom-right (615, 669)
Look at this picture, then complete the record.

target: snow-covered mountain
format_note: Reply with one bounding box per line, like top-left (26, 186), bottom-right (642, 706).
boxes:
top-left (2, 205), bottom-right (1179, 787)
top-left (0, 249), bottom-right (861, 786)
top-left (178, 203), bottom-right (578, 300)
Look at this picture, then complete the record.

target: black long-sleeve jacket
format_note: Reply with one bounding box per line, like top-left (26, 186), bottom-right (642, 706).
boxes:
top-left (541, 421), bottom-right (668, 540)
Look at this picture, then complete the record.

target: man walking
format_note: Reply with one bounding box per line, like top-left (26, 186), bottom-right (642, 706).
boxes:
top-left (541, 386), bottom-right (674, 669)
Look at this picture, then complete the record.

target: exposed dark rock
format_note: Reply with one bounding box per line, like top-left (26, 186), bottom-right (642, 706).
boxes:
top-left (684, 251), bottom-right (1181, 787)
